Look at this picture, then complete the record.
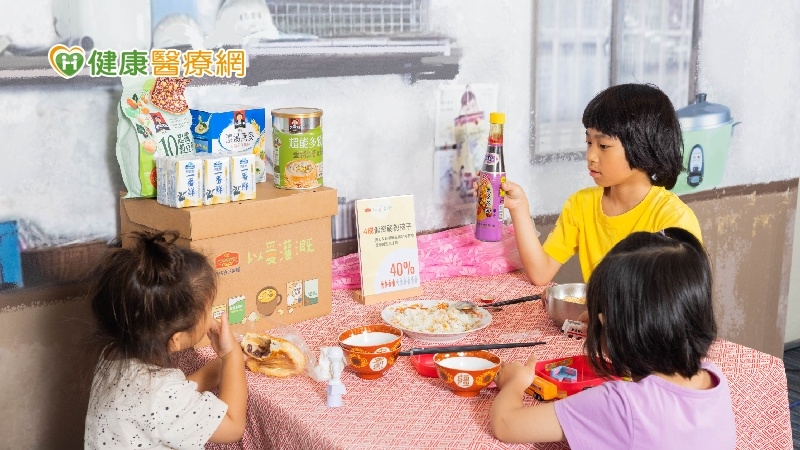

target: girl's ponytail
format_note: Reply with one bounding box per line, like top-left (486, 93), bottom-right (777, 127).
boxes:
top-left (134, 231), bottom-right (182, 287)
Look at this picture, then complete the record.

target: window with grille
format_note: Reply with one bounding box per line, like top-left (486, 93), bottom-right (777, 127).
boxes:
top-left (532, 0), bottom-right (698, 162)
top-left (266, 0), bottom-right (429, 37)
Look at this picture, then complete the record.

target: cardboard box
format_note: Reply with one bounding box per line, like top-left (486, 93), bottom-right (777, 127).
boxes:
top-left (120, 177), bottom-right (337, 344)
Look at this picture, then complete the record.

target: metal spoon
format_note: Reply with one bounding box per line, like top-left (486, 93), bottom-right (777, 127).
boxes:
top-left (453, 294), bottom-right (541, 313)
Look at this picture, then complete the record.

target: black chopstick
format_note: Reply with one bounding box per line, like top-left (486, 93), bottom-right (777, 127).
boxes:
top-left (399, 341), bottom-right (546, 356)
top-left (484, 294), bottom-right (541, 308)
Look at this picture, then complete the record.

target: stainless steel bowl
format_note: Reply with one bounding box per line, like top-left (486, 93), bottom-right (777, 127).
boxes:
top-left (541, 283), bottom-right (587, 327)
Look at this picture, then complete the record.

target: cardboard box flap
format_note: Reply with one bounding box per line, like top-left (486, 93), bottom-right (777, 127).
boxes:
top-left (121, 181), bottom-right (337, 240)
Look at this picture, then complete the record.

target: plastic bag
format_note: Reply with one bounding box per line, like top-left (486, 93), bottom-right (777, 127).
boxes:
top-left (116, 76), bottom-right (195, 198)
top-left (240, 312), bottom-right (316, 379)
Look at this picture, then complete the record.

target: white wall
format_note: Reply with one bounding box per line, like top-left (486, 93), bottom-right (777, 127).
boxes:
top-left (697, 0), bottom-right (800, 344)
top-left (2, 0), bottom-right (800, 339)
top-left (0, 0), bottom-right (536, 238)
top-left (699, 1), bottom-right (800, 187)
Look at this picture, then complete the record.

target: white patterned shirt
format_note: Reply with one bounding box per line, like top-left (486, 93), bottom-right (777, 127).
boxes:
top-left (85, 359), bottom-right (227, 449)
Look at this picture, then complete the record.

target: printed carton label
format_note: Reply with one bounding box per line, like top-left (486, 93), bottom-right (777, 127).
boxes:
top-left (304, 278), bottom-right (319, 305)
top-left (228, 295), bottom-right (246, 324)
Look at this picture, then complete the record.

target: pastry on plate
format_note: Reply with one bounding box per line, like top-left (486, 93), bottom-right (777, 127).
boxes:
top-left (240, 332), bottom-right (306, 378)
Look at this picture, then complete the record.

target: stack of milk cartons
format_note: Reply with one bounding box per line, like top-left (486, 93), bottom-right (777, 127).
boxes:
top-left (155, 152), bottom-right (257, 208)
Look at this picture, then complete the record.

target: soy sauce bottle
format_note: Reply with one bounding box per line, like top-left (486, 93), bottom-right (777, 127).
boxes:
top-left (474, 112), bottom-right (506, 242)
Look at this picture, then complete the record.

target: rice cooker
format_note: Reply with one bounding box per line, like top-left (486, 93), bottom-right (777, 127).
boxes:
top-left (671, 93), bottom-right (739, 195)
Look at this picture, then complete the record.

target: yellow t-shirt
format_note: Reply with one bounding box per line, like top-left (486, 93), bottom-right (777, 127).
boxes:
top-left (542, 186), bottom-right (702, 282)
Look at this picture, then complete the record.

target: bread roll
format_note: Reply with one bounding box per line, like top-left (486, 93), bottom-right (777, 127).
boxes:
top-left (241, 332), bottom-right (306, 378)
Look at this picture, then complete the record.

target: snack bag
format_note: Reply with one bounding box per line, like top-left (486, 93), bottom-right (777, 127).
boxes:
top-left (116, 76), bottom-right (195, 198)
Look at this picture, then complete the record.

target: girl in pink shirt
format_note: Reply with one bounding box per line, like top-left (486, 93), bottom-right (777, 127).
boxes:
top-left (490, 228), bottom-right (736, 449)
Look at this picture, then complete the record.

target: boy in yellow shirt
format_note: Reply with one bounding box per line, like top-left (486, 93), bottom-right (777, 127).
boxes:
top-left (506, 83), bottom-right (702, 285)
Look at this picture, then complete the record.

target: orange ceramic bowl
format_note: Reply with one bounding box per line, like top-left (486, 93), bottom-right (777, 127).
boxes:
top-left (338, 324), bottom-right (403, 353)
top-left (341, 346), bottom-right (400, 380)
top-left (434, 350), bottom-right (501, 397)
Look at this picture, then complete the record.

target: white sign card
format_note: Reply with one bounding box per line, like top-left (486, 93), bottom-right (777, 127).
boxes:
top-left (354, 195), bottom-right (423, 305)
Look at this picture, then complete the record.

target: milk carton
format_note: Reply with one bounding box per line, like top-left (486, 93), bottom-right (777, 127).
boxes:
top-left (155, 155), bottom-right (203, 208)
top-left (230, 152), bottom-right (257, 202)
top-left (201, 155), bottom-right (231, 205)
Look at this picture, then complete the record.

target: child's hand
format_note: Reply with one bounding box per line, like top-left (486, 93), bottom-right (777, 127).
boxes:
top-left (501, 180), bottom-right (530, 213)
top-left (469, 171), bottom-right (481, 198)
top-left (495, 353), bottom-right (537, 391)
top-left (207, 310), bottom-right (241, 359)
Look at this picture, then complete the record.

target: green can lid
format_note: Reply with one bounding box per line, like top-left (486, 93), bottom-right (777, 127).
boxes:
top-left (489, 112), bottom-right (505, 124)
top-left (271, 107), bottom-right (323, 118)
top-left (677, 94), bottom-right (733, 130)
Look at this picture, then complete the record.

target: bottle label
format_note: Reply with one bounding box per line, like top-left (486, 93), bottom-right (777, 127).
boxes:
top-left (484, 153), bottom-right (499, 166)
top-left (475, 172), bottom-right (506, 242)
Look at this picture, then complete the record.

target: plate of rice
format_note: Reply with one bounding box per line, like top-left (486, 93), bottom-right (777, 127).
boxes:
top-left (381, 300), bottom-right (492, 343)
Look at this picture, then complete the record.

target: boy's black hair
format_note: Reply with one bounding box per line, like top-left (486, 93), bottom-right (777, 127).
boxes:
top-left (584, 227), bottom-right (715, 379)
top-left (582, 83), bottom-right (684, 190)
top-left (89, 231), bottom-right (217, 368)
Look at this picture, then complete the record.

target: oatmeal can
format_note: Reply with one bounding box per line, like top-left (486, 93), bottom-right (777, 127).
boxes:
top-left (271, 107), bottom-right (323, 189)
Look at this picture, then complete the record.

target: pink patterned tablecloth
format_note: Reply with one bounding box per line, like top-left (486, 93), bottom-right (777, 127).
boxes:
top-left (176, 271), bottom-right (793, 450)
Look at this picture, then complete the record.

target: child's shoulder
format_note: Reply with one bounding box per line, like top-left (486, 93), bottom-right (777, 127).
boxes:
top-left (570, 186), bottom-right (603, 198)
top-left (646, 186), bottom-right (695, 214)
top-left (568, 185), bottom-right (603, 202)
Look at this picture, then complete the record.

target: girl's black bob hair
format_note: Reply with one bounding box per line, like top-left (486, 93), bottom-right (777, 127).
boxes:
top-left (584, 227), bottom-right (715, 379)
top-left (583, 83), bottom-right (685, 190)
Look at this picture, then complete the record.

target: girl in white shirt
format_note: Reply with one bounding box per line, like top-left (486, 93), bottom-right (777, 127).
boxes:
top-left (84, 231), bottom-right (246, 449)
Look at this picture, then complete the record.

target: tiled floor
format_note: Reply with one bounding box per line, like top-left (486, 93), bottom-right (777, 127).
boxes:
top-left (785, 345), bottom-right (800, 449)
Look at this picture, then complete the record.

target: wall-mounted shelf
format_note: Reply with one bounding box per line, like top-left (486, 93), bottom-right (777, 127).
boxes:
top-left (0, 55), bottom-right (121, 88)
top-left (0, 36), bottom-right (460, 88)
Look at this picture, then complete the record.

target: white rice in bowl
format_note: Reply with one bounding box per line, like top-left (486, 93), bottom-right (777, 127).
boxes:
top-left (388, 302), bottom-right (484, 333)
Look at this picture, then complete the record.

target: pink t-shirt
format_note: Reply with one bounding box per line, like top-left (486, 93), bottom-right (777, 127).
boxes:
top-left (554, 361), bottom-right (735, 450)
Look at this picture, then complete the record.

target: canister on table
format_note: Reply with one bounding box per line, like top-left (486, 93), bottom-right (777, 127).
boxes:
top-left (271, 107), bottom-right (323, 189)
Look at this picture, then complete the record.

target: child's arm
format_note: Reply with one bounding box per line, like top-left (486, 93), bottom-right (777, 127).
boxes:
top-left (186, 358), bottom-right (221, 393)
top-left (502, 181), bottom-right (562, 285)
top-left (490, 354), bottom-right (565, 444)
top-left (206, 311), bottom-right (247, 443)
